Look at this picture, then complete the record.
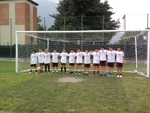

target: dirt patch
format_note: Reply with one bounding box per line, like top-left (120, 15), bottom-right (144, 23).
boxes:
top-left (58, 77), bottom-right (86, 83)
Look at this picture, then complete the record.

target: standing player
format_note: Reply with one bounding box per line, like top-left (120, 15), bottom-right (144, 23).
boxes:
top-left (37, 48), bottom-right (44, 74)
top-left (91, 48), bottom-right (100, 76)
top-left (107, 46), bottom-right (116, 77)
top-left (44, 49), bottom-right (51, 74)
top-left (29, 50), bottom-right (37, 74)
top-left (75, 48), bottom-right (83, 76)
top-left (99, 45), bottom-right (107, 76)
top-left (68, 49), bottom-right (76, 74)
top-left (116, 47), bottom-right (125, 78)
top-left (51, 49), bottom-right (60, 74)
top-left (83, 49), bottom-right (91, 76)
top-left (60, 48), bottom-right (68, 74)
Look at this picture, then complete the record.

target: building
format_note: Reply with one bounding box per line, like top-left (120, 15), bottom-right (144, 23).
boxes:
top-left (0, 0), bottom-right (38, 45)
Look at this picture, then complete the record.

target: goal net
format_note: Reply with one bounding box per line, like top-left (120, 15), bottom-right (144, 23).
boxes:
top-left (15, 30), bottom-right (150, 77)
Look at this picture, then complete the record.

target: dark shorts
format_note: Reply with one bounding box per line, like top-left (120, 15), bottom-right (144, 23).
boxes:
top-left (44, 63), bottom-right (50, 66)
top-left (100, 61), bottom-right (107, 66)
top-left (61, 63), bottom-right (66, 65)
top-left (40, 63), bottom-right (44, 66)
top-left (69, 63), bottom-right (75, 66)
top-left (76, 63), bottom-right (82, 65)
top-left (84, 64), bottom-right (91, 67)
top-left (116, 62), bottom-right (123, 67)
top-left (107, 63), bottom-right (115, 67)
top-left (93, 63), bottom-right (100, 66)
top-left (31, 64), bottom-right (37, 67)
top-left (52, 63), bottom-right (58, 67)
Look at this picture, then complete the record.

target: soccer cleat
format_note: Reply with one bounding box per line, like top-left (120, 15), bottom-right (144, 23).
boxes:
top-left (78, 73), bottom-right (81, 76)
top-left (120, 75), bottom-right (122, 78)
top-left (108, 74), bottom-right (110, 77)
top-left (48, 72), bottom-right (50, 74)
top-left (60, 72), bottom-right (62, 74)
top-left (93, 74), bottom-right (95, 76)
top-left (99, 74), bottom-right (102, 77)
top-left (104, 74), bottom-right (107, 77)
top-left (83, 73), bottom-right (86, 76)
top-left (117, 75), bottom-right (120, 78)
top-left (111, 74), bottom-right (114, 77)
top-left (56, 72), bottom-right (58, 74)
top-left (75, 73), bottom-right (77, 75)
top-left (29, 72), bottom-right (32, 74)
top-left (44, 72), bottom-right (47, 74)
top-left (65, 72), bottom-right (67, 75)
top-left (52, 72), bottom-right (54, 74)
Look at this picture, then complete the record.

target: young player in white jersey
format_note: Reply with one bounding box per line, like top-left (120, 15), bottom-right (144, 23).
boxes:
top-left (75, 48), bottom-right (83, 76)
top-left (116, 47), bottom-right (125, 78)
top-left (91, 48), bottom-right (100, 76)
top-left (37, 48), bottom-right (44, 74)
top-left (107, 46), bottom-right (116, 77)
top-left (83, 49), bottom-right (92, 76)
top-left (99, 45), bottom-right (107, 76)
top-left (68, 49), bottom-right (76, 75)
top-left (60, 48), bottom-right (68, 74)
top-left (51, 49), bottom-right (60, 74)
top-left (44, 49), bottom-right (51, 74)
top-left (30, 50), bottom-right (37, 74)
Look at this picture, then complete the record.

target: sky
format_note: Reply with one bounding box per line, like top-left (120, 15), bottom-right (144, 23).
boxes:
top-left (33, 0), bottom-right (150, 30)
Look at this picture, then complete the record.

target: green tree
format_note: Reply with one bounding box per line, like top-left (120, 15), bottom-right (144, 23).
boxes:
top-left (37, 16), bottom-right (45, 31)
top-left (49, 0), bottom-right (120, 30)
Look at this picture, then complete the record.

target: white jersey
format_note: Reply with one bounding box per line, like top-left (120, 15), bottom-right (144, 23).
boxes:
top-left (60, 52), bottom-right (68, 63)
top-left (91, 52), bottom-right (100, 64)
top-left (107, 51), bottom-right (116, 63)
top-left (51, 53), bottom-right (60, 63)
top-left (99, 50), bottom-right (107, 61)
top-left (30, 53), bottom-right (37, 64)
top-left (68, 52), bottom-right (76, 63)
top-left (116, 51), bottom-right (124, 63)
top-left (76, 52), bottom-right (83, 63)
top-left (44, 53), bottom-right (51, 64)
top-left (36, 52), bottom-right (44, 63)
top-left (83, 52), bottom-right (91, 64)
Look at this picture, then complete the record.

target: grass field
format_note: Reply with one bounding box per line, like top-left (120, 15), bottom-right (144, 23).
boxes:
top-left (0, 61), bottom-right (150, 113)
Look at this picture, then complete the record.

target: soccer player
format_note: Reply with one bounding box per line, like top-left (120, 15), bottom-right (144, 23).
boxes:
top-left (37, 48), bottom-right (44, 74)
top-left (116, 47), bottom-right (125, 78)
top-left (99, 45), bottom-right (107, 76)
top-left (44, 49), bottom-right (51, 74)
top-left (75, 48), bottom-right (83, 76)
top-left (51, 49), bottom-right (60, 74)
top-left (91, 48), bottom-right (100, 76)
top-left (83, 49), bottom-right (91, 76)
top-left (68, 49), bottom-right (76, 74)
top-left (29, 50), bottom-right (37, 74)
top-left (107, 46), bottom-right (116, 77)
top-left (60, 48), bottom-right (68, 74)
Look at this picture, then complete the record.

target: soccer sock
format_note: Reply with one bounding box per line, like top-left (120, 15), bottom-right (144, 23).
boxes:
top-left (64, 67), bottom-right (66, 72)
top-left (56, 70), bottom-right (58, 73)
top-left (97, 70), bottom-right (99, 74)
top-left (61, 67), bottom-right (63, 72)
top-left (45, 66), bottom-right (47, 72)
top-left (48, 66), bottom-right (50, 72)
top-left (93, 71), bottom-right (95, 75)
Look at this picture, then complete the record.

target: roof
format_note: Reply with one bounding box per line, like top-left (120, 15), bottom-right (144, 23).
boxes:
top-left (27, 0), bottom-right (39, 6)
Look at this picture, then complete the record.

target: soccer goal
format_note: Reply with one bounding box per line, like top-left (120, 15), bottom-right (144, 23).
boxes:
top-left (15, 30), bottom-right (150, 77)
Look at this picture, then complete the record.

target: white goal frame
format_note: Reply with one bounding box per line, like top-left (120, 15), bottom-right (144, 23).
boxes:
top-left (15, 30), bottom-right (150, 78)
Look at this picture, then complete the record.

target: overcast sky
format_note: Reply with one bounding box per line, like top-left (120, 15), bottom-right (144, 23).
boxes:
top-left (33, 0), bottom-right (150, 30)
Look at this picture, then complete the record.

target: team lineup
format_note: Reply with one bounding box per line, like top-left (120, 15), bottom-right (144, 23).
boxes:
top-left (30, 45), bottom-right (125, 78)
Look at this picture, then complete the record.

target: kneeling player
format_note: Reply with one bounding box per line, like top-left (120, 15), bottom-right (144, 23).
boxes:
top-left (52, 49), bottom-right (60, 74)
top-left (60, 48), bottom-right (68, 74)
top-left (107, 46), bottom-right (116, 77)
top-left (44, 49), bottom-right (51, 74)
top-left (30, 50), bottom-right (37, 74)
top-left (116, 47), bottom-right (125, 78)
top-left (68, 49), bottom-right (76, 74)
top-left (83, 49), bottom-right (91, 76)
top-left (91, 48), bottom-right (100, 76)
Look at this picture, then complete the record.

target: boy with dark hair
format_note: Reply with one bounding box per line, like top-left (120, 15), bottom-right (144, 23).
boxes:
top-left (68, 49), bottom-right (76, 74)
top-left (30, 50), bottom-right (37, 74)
top-left (44, 49), bottom-right (51, 74)
top-left (37, 48), bottom-right (44, 74)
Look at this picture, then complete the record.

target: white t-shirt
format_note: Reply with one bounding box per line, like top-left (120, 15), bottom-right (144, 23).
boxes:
top-left (83, 52), bottom-right (91, 64)
top-left (44, 53), bottom-right (51, 64)
top-left (76, 52), bottom-right (83, 63)
top-left (107, 51), bottom-right (116, 63)
top-left (91, 52), bottom-right (100, 64)
top-left (68, 52), bottom-right (76, 63)
top-left (36, 52), bottom-right (44, 63)
top-left (60, 52), bottom-right (68, 63)
top-left (51, 53), bottom-right (60, 63)
top-left (30, 53), bottom-right (37, 64)
top-left (116, 51), bottom-right (124, 63)
top-left (99, 50), bottom-right (107, 61)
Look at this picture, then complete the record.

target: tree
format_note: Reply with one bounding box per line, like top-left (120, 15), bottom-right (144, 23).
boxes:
top-left (49, 0), bottom-right (120, 30)
top-left (37, 16), bottom-right (45, 31)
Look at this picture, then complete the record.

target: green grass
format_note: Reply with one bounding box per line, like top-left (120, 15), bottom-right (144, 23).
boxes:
top-left (0, 61), bottom-right (150, 113)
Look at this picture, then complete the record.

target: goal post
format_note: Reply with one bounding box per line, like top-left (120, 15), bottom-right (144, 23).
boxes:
top-left (15, 30), bottom-right (150, 78)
